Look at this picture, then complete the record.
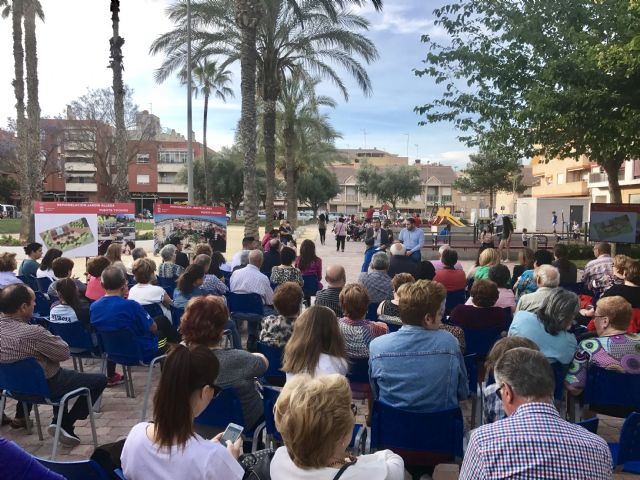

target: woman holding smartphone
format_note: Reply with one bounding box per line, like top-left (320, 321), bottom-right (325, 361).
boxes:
top-left (121, 344), bottom-right (244, 480)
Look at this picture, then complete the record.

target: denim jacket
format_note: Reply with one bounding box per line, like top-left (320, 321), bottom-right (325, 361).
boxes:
top-left (369, 325), bottom-right (469, 411)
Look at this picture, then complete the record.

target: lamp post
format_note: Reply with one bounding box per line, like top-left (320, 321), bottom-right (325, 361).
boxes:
top-left (186, 0), bottom-right (194, 204)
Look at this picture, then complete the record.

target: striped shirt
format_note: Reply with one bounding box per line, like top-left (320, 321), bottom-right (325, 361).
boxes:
top-left (460, 402), bottom-right (611, 479)
top-left (230, 264), bottom-right (274, 306)
top-left (0, 314), bottom-right (70, 379)
top-left (314, 287), bottom-right (343, 318)
top-left (582, 255), bottom-right (614, 294)
top-left (338, 317), bottom-right (388, 358)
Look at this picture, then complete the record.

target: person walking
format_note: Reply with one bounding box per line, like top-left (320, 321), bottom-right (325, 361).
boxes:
top-left (499, 216), bottom-right (514, 262)
top-left (317, 213), bottom-right (327, 246)
top-left (333, 217), bottom-right (347, 253)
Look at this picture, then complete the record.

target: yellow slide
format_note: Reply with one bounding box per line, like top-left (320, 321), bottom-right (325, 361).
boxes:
top-left (431, 207), bottom-right (465, 227)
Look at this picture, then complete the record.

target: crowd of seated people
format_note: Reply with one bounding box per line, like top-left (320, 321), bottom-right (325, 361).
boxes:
top-left (2, 233), bottom-right (639, 480)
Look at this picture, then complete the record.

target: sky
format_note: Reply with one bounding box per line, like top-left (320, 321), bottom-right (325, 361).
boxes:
top-left (0, 0), bottom-right (474, 169)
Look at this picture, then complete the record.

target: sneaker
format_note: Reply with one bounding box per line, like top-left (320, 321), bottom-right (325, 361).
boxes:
top-left (107, 372), bottom-right (125, 387)
top-left (47, 423), bottom-right (81, 447)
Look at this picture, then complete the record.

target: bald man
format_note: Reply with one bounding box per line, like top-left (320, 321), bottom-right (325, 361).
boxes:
top-left (315, 265), bottom-right (346, 318)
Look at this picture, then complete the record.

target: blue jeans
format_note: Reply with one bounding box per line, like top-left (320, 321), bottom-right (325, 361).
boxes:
top-left (409, 251), bottom-right (421, 263)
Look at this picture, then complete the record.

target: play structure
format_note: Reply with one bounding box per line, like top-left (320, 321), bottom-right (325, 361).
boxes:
top-left (430, 207), bottom-right (465, 227)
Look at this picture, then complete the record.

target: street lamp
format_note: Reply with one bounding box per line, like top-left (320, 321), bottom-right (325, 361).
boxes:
top-left (186, 0), bottom-right (194, 204)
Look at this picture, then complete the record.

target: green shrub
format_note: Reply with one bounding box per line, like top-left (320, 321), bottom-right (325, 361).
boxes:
top-left (0, 235), bottom-right (21, 246)
top-left (136, 231), bottom-right (153, 240)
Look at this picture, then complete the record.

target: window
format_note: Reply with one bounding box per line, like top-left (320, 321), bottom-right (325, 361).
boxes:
top-left (136, 154), bottom-right (150, 164)
top-left (158, 150), bottom-right (188, 164)
top-left (557, 173), bottom-right (565, 185)
top-left (460, 196), bottom-right (467, 202)
top-left (158, 172), bottom-right (177, 184)
top-left (630, 194), bottom-right (640, 204)
top-left (471, 196), bottom-right (477, 201)
top-left (137, 174), bottom-right (150, 185)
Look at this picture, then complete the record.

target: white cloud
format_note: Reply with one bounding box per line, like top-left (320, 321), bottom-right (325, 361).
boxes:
top-left (421, 149), bottom-right (476, 170)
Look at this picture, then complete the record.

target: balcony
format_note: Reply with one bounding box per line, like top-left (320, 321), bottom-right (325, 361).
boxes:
top-left (426, 195), bottom-right (438, 202)
top-left (441, 195), bottom-right (452, 203)
top-left (588, 171), bottom-right (626, 186)
top-left (346, 194), bottom-right (358, 202)
top-left (64, 141), bottom-right (95, 151)
top-left (157, 184), bottom-right (188, 194)
top-left (65, 182), bottom-right (97, 192)
top-left (532, 181), bottom-right (589, 197)
top-left (65, 162), bottom-right (96, 172)
top-left (157, 163), bottom-right (185, 173)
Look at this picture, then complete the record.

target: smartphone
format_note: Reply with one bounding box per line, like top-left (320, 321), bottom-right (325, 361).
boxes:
top-left (220, 423), bottom-right (243, 444)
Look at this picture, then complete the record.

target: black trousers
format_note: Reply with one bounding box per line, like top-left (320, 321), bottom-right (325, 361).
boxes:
top-left (318, 228), bottom-right (326, 244)
top-left (336, 235), bottom-right (346, 251)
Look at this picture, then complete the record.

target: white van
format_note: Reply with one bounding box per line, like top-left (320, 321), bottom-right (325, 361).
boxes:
top-left (0, 204), bottom-right (18, 218)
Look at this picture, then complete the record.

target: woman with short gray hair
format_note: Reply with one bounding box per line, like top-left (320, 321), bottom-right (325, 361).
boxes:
top-left (158, 244), bottom-right (184, 280)
top-left (508, 287), bottom-right (578, 364)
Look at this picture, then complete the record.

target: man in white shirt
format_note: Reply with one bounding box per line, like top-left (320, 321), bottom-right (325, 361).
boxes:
top-left (229, 236), bottom-right (255, 270)
top-left (230, 249), bottom-right (274, 308)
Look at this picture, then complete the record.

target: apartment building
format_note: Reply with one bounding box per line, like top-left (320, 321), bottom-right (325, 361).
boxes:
top-left (588, 159), bottom-right (640, 204)
top-left (531, 154), bottom-right (591, 198)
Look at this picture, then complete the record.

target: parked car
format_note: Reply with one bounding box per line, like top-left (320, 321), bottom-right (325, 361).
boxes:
top-left (0, 204), bottom-right (18, 219)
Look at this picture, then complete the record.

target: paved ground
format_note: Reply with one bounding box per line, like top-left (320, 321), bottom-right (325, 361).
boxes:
top-left (1, 227), bottom-right (637, 478)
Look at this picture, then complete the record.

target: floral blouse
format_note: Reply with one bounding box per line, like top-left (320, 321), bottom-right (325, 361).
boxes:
top-left (259, 315), bottom-right (295, 348)
top-left (565, 333), bottom-right (640, 390)
top-left (270, 265), bottom-right (303, 287)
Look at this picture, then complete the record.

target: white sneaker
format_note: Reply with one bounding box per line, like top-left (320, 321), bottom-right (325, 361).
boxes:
top-left (47, 423), bottom-right (80, 447)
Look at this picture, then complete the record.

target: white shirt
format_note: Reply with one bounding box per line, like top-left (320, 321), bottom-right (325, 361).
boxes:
top-left (128, 284), bottom-right (171, 318)
top-left (230, 264), bottom-right (273, 305)
top-left (36, 269), bottom-right (56, 280)
top-left (286, 353), bottom-right (349, 382)
top-left (121, 422), bottom-right (244, 480)
top-left (230, 250), bottom-right (249, 270)
top-left (270, 447), bottom-right (405, 480)
top-left (49, 304), bottom-right (78, 324)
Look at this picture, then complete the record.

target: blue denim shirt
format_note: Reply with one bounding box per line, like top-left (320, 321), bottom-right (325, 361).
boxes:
top-left (369, 324), bottom-right (469, 411)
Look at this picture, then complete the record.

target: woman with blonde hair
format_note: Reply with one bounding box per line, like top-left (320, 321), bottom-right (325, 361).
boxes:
top-left (104, 242), bottom-right (128, 277)
top-left (282, 306), bottom-right (348, 381)
top-left (474, 248), bottom-right (501, 280)
top-left (270, 374), bottom-right (405, 479)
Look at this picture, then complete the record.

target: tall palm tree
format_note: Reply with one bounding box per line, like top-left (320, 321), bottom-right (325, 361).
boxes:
top-left (175, 59), bottom-right (234, 205)
top-left (1, 0), bottom-right (43, 241)
top-left (109, 0), bottom-right (128, 202)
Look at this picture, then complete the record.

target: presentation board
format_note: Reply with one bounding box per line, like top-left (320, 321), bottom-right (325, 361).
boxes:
top-left (589, 203), bottom-right (640, 244)
top-left (153, 204), bottom-right (227, 253)
top-left (34, 202), bottom-right (136, 257)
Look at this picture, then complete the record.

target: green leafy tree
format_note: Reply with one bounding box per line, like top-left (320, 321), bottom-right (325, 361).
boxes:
top-left (415, 0), bottom-right (640, 203)
top-left (0, 177), bottom-right (19, 204)
top-left (453, 151), bottom-right (525, 215)
top-left (356, 164), bottom-right (422, 216)
top-left (297, 167), bottom-right (339, 218)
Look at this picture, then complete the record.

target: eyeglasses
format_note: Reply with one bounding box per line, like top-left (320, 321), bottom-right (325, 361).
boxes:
top-left (496, 383), bottom-right (507, 401)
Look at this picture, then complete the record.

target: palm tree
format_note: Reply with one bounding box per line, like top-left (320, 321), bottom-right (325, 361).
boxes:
top-left (1, 0), bottom-right (43, 241)
top-left (178, 59), bottom-right (234, 205)
top-left (109, 0), bottom-right (128, 202)
top-left (278, 76), bottom-right (340, 226)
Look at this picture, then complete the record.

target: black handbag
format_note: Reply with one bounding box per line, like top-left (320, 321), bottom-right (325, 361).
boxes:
top-left (241, 448), bottom-right (276, 480)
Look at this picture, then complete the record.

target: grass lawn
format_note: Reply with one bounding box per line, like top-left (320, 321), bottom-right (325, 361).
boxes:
top-left (572, 259), bottom-right (589, 269)
top-left (0, 219), bottom-right (154, 234)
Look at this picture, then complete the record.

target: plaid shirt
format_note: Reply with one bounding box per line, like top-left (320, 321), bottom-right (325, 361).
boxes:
top-left (582, 255), bottom-right (614, 294)
top-left (315, 287), bottom-right (343, 318)
top-left (460, 402), bottom-right (612, 479)
top-left (0, 314), bottom-right (70, 379)
top-left (357, 271), bottom-right (393, 304)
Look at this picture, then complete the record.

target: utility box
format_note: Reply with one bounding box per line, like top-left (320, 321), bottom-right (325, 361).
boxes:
top-left (516, 197), bottom-right (591, 233)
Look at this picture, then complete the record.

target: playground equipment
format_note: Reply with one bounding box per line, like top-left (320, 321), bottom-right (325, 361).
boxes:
top-left (430, 207), bottom-right (465, 227)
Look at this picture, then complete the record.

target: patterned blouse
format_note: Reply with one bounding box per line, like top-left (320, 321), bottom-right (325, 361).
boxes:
top-left (515, 269), bottom-right (537, 299)
top-left (270, 266), bottom-right (303, 286)
top-left (259, 315), bottom-right (295, 348)
top-left (380, 300), bottom-right (400, 318)
top-left (565, 333), bottom-right (640, 390)
top-left (158, 262), bottom-right (184, 280)
top-left (338, 317), bottom-right (389, 358)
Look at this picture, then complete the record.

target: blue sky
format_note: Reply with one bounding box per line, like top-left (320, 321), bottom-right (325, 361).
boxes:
top-left (0, 0), bottom-right (473, 168)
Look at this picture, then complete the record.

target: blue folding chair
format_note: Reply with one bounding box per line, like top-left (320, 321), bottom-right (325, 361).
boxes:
top-left (367, 302), bottom-right (380, 322)
top-left (156, 277), bottom-right (176, 300)
top-left (221, 271), bottom-right (232, 288)
top-left (194, 387), bottom-right (264, 452)
top-left (550, 362), bottom-right (569, 418)
top-left (578, 366), bottom-right (640, 420)
top-left (226, 292), bottom-right (264, 350)
top-left (171, 306), bottom-right (185, 328)
top-left (142, 303), bottom-right (164, 319)
top-left (34, 291), bottom-right (51, 317)
top-left (37, 458), bottom-right (111, 480)
top-left (97, 329), bottom-right (164, 400)
top-left (577, 417), bottom-right (599, 434)
top-left (45, 320), bottom-right (105, 374)
top-left (463, 353), bottom-right (482, 427)
top-left (0, 358), bottom-right (98, 460)
top-left (126, 274), bottom-right (136, 289)
top-left (302, 274), bottom-right (319, 303)
top-left (18, 274), bottom-right (39, 291)
top-left (367, 401), bottom-right (464, 467)
top-left (461, 327), bottom-right (503, 360)
top-left (609, 412), bottom-right (640, 473)
top-left (445, 289), bottom-right (466, 316)
top-left (36, 276), bottom-right (54, 293)
top-left (256, 342), bottom-right (285, 386)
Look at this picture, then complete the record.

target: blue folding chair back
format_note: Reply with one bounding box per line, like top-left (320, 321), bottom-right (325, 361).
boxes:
top-left (171, 306), bottom-right (185, 328)
top-left (257, 342), bottom-right (285, 386)
top-left (222, 271), bottom-right (232, 288)
top-left (464, 354), bottom-right (478, 397)
top-left (367, 302), bottom-right (380, 322)
top-left (46, 320), bottom-right (97, 355)
top-left (18, 274), bottom-right (39, 291)
top-left (36, 276), bottom-right (53, 293)
top-left (97, 329), bottom-right (144, 366)
top-left (577, 417), bottom-right (599, 434)
top-left (347, 358), bottom-right (370, 384)
top-left (302, 274), bottom-right (319, 297)
top-left (550, 362), bottom-right (569, 401)
top-left (157, 277), bottom-right (176, 300)
top-left (369, 401), bottom-right (464, 467)
top-left (584, 367), bottom-right (640, 414)
top-left (462, 327), bottom-right (503, 359)
top-left (0, 357), bottom-right (51, 400)
top-left (226, 292), bottom-right (264, 316)
top-left (34, 291), bottom-right (51, 317)
top-left (445, 290), bottom-right (466, 316)
top-left (37, 458), bottom-right (111, 480)
top-left (610, 412), bottom-right (640, 473)
top-left (262, 385), bottom-right (283, 443)
top-left (142, 303), bottom-right (164, 319)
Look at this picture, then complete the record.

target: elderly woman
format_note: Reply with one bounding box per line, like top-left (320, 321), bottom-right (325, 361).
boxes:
top-left (473, 248), bottom-right (501, 281)
top-left (0, 253), bottom-right (22, 289)
top-left (128, 258), bottom-right (173, 317)
top-left (259, 282), bottom-right (304, 347)
top-left (377, 273), bottom-right (415, 322)
top-left (449, 279), bottom-right (510, 331)
top-left (157, 244), bottom-right (184, 280)
top-left (508, 287), bottom-right (578, 364)
top-left (270, 374), bottom-right (405, 479)
top-left (466, 264), bottom-right (516, 312)
top-left (180, 295), bottom-right (268, 430)
top-left (270, 247), bottom-right (303, 287)
top-left (566, 296), bottom-right (640, 397)
top-left (338, 283), bottom-right (389, 358)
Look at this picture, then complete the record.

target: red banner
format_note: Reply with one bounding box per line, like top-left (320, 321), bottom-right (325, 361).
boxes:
top-left (591, 203), bottom-right (640, 213)
top-left (34, 202), bottom-right (135, 214)
top-left (153, 204), bottom-right (227, 217)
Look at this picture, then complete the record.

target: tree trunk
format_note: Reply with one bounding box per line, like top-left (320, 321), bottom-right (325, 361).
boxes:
top-left (109, 0), bottom-right (129, 202)
top-left (284, 124), bottom-right (297, 229)
top-left (263, 97), bottom-right (277, 232)
top-left (489, 187), bottom-right (495, 216)
top-left (203, 92), bottom-right (210, 204)
top-left (603, 161), bottom-right (623, 203)
top-left (236, 0), bottom-right (260, 240)
top-left (24, 0), bottom-right (41, 243)
top-left (12, 1), bottom-right (30, 241)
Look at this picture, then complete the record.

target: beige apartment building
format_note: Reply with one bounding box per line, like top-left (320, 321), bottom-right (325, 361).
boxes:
top-left (588, 159), bottom-right (640, 204)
